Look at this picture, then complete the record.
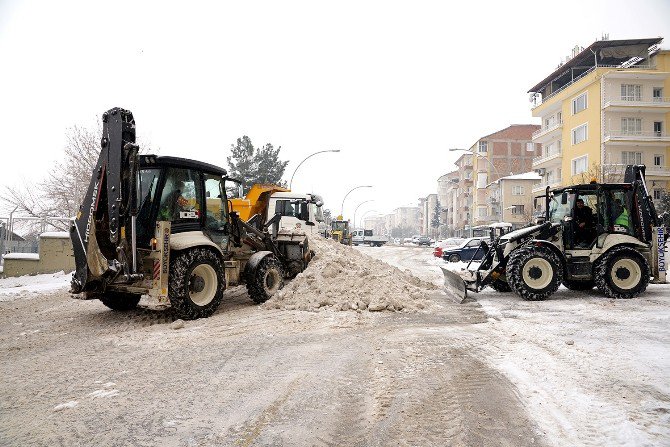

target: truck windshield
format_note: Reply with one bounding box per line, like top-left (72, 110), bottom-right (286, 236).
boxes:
top-left (276, 200), bottom-right (307, 218)
top-left (332, 222), bottom-right (347, 231)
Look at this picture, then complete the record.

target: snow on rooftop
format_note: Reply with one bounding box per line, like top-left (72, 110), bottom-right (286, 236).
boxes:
top-left (500, 171), bottom-right (542, 181)
top-left (40, 231), bottom-right (70, 239)
top-left (3, 253), bottom-right (39, 260)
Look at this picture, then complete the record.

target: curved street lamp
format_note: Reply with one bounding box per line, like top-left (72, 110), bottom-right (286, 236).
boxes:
top-left (352, 200), bottom-right (374, 230)
top-left (340, 185), bottom-right (373, 217)
top-left (289, 149), bottom-right (341, 190)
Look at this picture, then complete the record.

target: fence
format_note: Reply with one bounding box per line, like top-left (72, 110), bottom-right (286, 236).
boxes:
top-left (0, 214), bottom-right (72, 258)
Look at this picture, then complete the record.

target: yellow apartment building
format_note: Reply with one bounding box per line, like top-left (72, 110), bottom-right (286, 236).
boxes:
top-left (529, 37), bottom-right (669, 202)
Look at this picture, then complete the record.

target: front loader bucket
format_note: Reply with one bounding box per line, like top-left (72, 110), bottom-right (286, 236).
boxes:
top-left (439, 266), bottom-right (470, 304)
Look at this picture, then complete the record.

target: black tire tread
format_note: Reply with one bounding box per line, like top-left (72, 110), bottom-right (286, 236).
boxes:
top-left (168, 247), bottom-right (225, 320)
top-left (507, 246), bottom-right (563, 301)
top-left (246, 256), bottom-right (285, 304)
top-left (594, 246), bottom-right (649, 299)
top-left (100, 292), bottom-right (141, 311)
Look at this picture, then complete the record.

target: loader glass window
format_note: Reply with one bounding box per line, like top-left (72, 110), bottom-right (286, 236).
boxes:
top-left (204, 174), bottom-right (227, 231)
top-left (605, 190), bottom-right (634, 235)
top-left (158, 168), bottom-right (202, 223)
top-left (549, 192), bottom-right (574, 224)
top-left (136, 168), bottom-right (160, 243)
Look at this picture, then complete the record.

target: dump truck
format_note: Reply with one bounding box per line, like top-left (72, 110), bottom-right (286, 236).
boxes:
top-left (442, 165), bottom-right (666, 302)
top-left (70, 107), bottom-right (312, 320)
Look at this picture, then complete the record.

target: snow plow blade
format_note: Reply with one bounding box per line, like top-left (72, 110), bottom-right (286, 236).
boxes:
top-left (439, 266), bottom-right (471, 304)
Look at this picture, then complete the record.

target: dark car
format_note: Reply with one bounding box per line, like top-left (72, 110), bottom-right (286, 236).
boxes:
top-left (417, 236), bottom-right (432, 246)
top-left (442, 237), bottom-right (486, 263)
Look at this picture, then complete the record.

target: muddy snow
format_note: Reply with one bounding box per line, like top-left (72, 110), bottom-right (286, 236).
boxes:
top-left (263, 235), bottom-right (439, 312)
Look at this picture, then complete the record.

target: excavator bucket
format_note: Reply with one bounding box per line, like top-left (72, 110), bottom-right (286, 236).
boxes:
top-left (439, 266), bottom-right (471, 304)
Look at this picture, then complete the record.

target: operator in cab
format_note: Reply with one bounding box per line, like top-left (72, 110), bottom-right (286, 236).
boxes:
top-left (574, 198), bottom-right (594, 247)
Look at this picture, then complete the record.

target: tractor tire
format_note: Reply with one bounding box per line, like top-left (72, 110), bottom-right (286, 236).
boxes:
top-left (490, 279), bottom-right (512, 292)
top-left (507, 246), bottom-right (562, 301)
top-left (247, 256), bottom-right (284, 304)
top-left (562, 279), bottom-right (595, 291)
top-left (100, 291), bottom-right (141, 311)
top-left (448, 254), bottom-right (461, 263)
top-left (168, 247), bottom-right (225, 320)
top-left (594, 246), bottom-right (649, 299)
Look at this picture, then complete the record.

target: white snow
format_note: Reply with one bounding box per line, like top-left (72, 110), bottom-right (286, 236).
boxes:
top-left (0, 271), bottom-right (70, 301)
top-left (362, 244), bottom-right (670, 446)
top-left (499, 171), bottom-right (542, 181)
top-left (53, 401), bottom-right (78, 411)
top-left (88, 389), bottom-right (120, 398)
top-left (3, 253), bottom-right (39, 260)
top-left (40, 231), bottom-right (70, 239)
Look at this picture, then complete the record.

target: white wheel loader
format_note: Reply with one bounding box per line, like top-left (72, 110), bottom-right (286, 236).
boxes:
top-left (70, 108), bottom-right (313, 320)
top-left (442, 165), bottom-right (667, 303)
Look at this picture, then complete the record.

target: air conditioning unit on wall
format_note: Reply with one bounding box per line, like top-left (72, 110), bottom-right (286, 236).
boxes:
top-left (535, 168), bottom-right (546, 175)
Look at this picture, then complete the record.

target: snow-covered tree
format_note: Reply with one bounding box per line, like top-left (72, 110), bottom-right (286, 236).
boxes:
top-left (227, 136), bottom-right (289, 193)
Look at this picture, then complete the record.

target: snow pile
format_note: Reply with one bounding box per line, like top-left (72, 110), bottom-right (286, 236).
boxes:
top-left (263, 236), bottom-right (439, 312)
top-left (0, 271), bottom-right (71, 302)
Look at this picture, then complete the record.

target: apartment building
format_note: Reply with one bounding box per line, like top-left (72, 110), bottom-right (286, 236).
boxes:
top-left (529, 37), bottom-right (669, 202)
top-left (439, 171), bottom-right (458, 237)
top-left (488, 172), bottom-right (542, 228)
top-left (394, 206), bottom-right (420, 234)
top-left (448, 154), bottom-right (474, 237)
top-left (470, 124), bottom-right (541, 227)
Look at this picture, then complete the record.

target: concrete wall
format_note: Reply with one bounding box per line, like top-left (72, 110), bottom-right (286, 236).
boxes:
top-left (3, 232), bottom-right (74, 277)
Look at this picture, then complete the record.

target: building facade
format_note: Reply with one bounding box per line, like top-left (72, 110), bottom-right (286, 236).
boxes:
top-left (529, 38), bottom-right (669, 202)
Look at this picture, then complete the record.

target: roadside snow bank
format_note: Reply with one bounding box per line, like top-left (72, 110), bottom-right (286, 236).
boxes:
top-left (263, 236), bottom-right (438, 312)
top-left (0, 271), bottom-right (70, 301)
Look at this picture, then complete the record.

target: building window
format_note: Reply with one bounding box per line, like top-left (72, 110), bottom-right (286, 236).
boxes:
top-left (572, 123), bottom-right (587, 145)
top-left (478, 206), bottom-right (487, 218)
top-left (572, 92), bottom-right (587, 114)
top-left (621, 84), bottom-right (642, 101)
top-left (622, 152), bottom-right (642, 165)
top-left (512, 185), bottom-right (524, 196)
top-left (572, 155), bottom-right (588, 175)
top-left (653, 87), bottom-right (663, 101)
top-left (621, 117), bottom-right (642, 135)
top-left (653, 189), bottom-right (662, 200)
top-left (511, 205), bottom-right (525, 215)
top-left (654, 155), bottom-right (664, 167)
top-left (478, 141), bottom-right (488, 153)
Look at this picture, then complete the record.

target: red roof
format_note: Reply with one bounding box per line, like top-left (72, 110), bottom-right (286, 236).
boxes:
top-left (480, 124), bottom-right (540, 141)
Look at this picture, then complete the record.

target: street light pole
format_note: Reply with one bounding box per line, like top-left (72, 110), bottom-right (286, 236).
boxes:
top-left (289, 149), bottom-right (340, 190)
top-left (340, 185), bottom-right (373, 217)
top-left (352, 200), bottom-right (374, 230)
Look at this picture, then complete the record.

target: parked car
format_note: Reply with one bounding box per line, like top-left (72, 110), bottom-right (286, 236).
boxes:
top-left (442, 237), bottom-right (486, 263)
top-left (433, 237), bottom-right (465, 258)
top-left (416, 236), bottom-right (431, 246)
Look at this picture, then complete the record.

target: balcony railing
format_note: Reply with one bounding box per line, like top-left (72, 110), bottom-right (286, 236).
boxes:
top-left (532, 149), bottom-right (562, 167)
top-left (603, 96), bottom-right (670, 109)
top-left (604, 130), bottom-right (670, 142)
top-left (603, 164), bottom-right (670, 177)
top-left (532, 120), bottom-right (563, 139)
top-left (532, 180), bottom-right (562, 192)
top-left (532, 63), bottom-right (656, 109)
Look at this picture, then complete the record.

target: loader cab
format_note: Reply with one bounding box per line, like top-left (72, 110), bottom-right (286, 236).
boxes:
top-left (547, 183), bottom-right (636, 250)
top-left (136, 156), bottom-right (230, 249)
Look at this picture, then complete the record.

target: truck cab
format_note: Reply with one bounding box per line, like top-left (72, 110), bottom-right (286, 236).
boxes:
top-left (266, 192), bottom-right (324, 234)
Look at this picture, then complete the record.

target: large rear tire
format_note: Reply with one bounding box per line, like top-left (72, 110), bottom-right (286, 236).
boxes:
top-left (507, 246), bottom-right (562, 301)
top-left (594, 246), bottom-right (649, 299)
top-left (562, 279), bottom-right (595, 291)
top-left (247, 256), bottom-right (284, 304)
top-left (100, 291), bottom-right (141, 311)
top-left (168, 248), bottom-right (225, 320)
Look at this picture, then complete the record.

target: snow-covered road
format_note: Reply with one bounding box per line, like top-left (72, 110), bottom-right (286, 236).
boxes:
top-left (357, 244), bottom-right (670, 446)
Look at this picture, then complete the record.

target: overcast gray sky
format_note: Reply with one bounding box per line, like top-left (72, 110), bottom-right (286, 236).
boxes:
top-left (1, 0), bottom-right (669, 221)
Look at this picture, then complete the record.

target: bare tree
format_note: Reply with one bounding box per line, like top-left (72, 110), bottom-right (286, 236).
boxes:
top-left (2, 119), bottom-right (152, 234)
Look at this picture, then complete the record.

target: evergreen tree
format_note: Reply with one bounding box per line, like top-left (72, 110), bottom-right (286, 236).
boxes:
top-left (226, 136), bottom-right (289, 193)
top-left (431, 200), bottom-right (441, 230)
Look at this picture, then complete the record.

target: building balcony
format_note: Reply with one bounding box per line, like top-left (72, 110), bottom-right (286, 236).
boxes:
top-left (603, 130), bottom-right (670, 146)
top-left (532, 180), bottom-right (562, 193)
top-left (603, 164), bottom-right (670, 178)
top-left (532, 149), bottom-right (562, 168)
top-left (531, 121), bottom-right (563, 144)
top-left (602, 97), bottom-right (670, 113)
